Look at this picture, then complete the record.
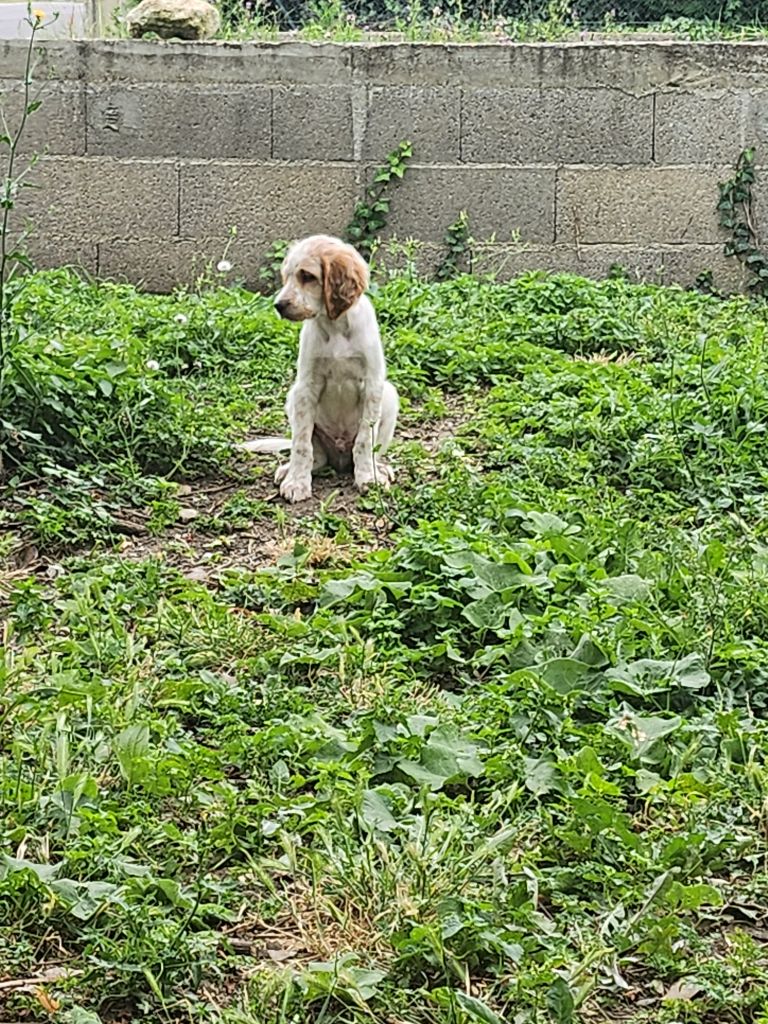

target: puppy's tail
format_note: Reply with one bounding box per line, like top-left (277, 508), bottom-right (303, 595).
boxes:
top-left (236, 436), bottom-right (293, 454)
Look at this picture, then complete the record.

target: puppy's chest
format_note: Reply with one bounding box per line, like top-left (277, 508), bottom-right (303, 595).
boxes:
top-left (312, 345), bottom-right (367, 389)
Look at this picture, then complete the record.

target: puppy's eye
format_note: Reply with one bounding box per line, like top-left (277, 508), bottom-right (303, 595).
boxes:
top-left (298, 270), bottom-right (317, 285)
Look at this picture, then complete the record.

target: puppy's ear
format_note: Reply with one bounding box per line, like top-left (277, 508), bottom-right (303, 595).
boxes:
top-left (321, 246), bottom-right (369, 320)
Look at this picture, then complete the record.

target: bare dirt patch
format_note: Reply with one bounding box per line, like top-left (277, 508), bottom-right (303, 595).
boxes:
top-left (1, 402), bottom-right (470, 592)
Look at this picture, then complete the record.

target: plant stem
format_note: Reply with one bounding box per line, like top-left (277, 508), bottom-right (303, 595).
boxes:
top-left (0, 17), bottom-right (39, 396)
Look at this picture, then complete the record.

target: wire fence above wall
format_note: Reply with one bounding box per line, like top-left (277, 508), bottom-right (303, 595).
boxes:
top-left (224, 0), bottom-right (768, 32)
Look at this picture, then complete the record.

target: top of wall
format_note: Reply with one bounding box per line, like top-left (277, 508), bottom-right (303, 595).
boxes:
top-left (2, 36), bottom-right (768, 89)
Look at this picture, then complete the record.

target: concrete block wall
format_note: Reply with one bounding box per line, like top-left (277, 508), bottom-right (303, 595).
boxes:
top-left (0, 37), bottom-right (763, 291)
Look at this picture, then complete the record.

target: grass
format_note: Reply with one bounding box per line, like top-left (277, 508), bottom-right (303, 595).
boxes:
top-left (112, 0), bottom-right (768, 44)
top-left (2, 263), bottom-right (768, 1023)
top-left (212, 17), bottom-right (768, 43)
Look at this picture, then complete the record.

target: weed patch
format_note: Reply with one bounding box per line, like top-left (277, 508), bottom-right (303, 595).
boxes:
top-left (2, 267), bottom-right (768, 1023)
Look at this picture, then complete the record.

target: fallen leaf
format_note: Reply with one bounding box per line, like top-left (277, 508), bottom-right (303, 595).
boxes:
top-left (266, 947), bottom-right (295, 962)
top-left (663, 979), bottom-right (703, 1002)
top-left (178, 507), bottom-right (199, 522)
top-left (15, 544), bottom-right (39, 569)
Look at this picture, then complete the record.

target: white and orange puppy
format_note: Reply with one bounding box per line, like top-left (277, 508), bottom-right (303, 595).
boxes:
top-left (241, 235), bottom-right (398, 504)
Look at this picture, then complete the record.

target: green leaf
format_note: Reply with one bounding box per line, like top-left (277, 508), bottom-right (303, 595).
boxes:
top-left (635, 769), bottom-right (663, 793)
top-left (524, 756), bottom-right (560, 796)
top-left (0, 855), bottom-right (59, 882)
top-left (397, 726), bottom-right (483, 791)
top-left (607, 655), bottom-right (709, 696)
top-left (598, 574), bottom-right (651, 604)
top-left (547, 978), bottom-right (575, 1023)
top-left (62, 1010), bottom-right (104, 1024)
top-left (395, 759), bottom-right (448, 789)
top-left (360, 789), bottom-right (397, 832)
top-left (113, 723), bottom-right (151, 786)
top-left (53, 879), bottom-right (119, 920)
top-left (525, 511), bottom-right (575, 537)
top-left (444, 550), bottom-right (539, 592)
top-left (539, 657), bottom-right (595, 694)
top-left (608, 710), bottom-right (683, 760)
top-left (463, 592), bottom-right (524, 632)
top-left (454, 991), bottom-right (507, 1023)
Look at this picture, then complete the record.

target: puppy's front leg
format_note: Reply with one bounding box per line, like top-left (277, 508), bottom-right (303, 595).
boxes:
top-left (279, 384), bottom-right (317, 503)
top-left (353, 383), bottom-right (385, 493)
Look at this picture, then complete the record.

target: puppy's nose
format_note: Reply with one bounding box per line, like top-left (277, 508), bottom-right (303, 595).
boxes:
top-left (275, 298), bottom-right (289, 317)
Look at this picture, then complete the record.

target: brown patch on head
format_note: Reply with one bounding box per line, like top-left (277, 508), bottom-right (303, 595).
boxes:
top-left (319, 241), bottom-right (369, 320)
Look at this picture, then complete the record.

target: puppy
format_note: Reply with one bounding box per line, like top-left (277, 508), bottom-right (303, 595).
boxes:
top-left (240, 235), bottom-right (399, 504)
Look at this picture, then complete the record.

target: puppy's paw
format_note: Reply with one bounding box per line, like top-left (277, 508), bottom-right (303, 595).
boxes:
top-left (275, 461), bottom-right (290, 485)
top-left (355, 461), bottom-right (393, 494)
top-left (375, 460), bottom-right (395, 486)
top-left (280, 474), bottom-right (313, 503)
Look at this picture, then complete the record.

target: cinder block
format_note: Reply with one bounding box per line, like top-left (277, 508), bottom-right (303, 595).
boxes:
top-left (652, 42), bottom-right (768, 91)
top-left (353, 41), bottom-right (714, 91)
top-left (462, 88), bottom-right (652, 164)
top-left (26, 237), bottom-right (98, 275)
top-left (17, 156), bottom-right (179, 241)
top-left (86, 84), bottom-right (271, 158)
top-left (364, 86), bottom-right (460, 163)
top-left (97, 237), bottom-right (272, 291)
top-left (655, 91), bottom-right (746, 164)
top-left (179, 161), bottom-right (359, 242)
top-left (0, 82), bottom-right (85, 155)
top-left (84, 39), bottom-right (353, 86)
top-left (482, 242), bottom-right (745, 291)
top-left (353, 43), bottom-right (514, 87)
top-left (381, 165), bottom-right (555, 244)
top-left (745, 92), bottom-right (768, 158)
top-left (0, 39), bottom-right (85, 79)
top-left (272, 87), bottom-right (353, 161)
top-left (556, 166), bottom-right (725, 245)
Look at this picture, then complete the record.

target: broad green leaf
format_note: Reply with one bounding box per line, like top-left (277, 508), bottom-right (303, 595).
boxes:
top-left (397, 726), bottom-right (483, 790)
top-left (443, 550), bottom-right (537, 592)
top-left (463, 593), bottom-right (524, 632)
top-left (608, 710), bottom-right (683, 760)
top-left (539, 657), bottom-right (595, 694)
top-left (607, 654), bottom-right (709, 696)
top-left (54, 879), bottom-right (120, 920)
top-left (63, 1010), bottom-right (103, 1024)
top-left (635, 769), bottom-right (663, 793)
top-left (570, 634), bottom-right (609, 667)
top-left (455, 991), bottom-right (507, 1023)
top-left (113, 723), bottom-right (151, 786)
top-left (360, 789), bottom-right (397, 832)
top-left (396, 759), bottom-right (450, 790)
top-left (599, 574), bottom-right (651, 604)
top-left (524, 756), bottom-right (560, 796)
top-left (0, 855), bottom-right (59, 881)
top-left (421, 726), bottom-right (484, 779)
top-left (546, 978), bottom-right (575, 1023)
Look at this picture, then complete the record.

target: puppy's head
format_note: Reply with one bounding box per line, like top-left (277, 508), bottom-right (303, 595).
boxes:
top-left (274, 235), bottom-right (368, 322)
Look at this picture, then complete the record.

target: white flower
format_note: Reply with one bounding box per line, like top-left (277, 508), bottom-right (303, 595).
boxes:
top-left (217, 259), bottom-right (233, 273)
top-left (146, 359), bottom-right (160, 371)
top-left (174, 313), bottom-right (188, 325)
